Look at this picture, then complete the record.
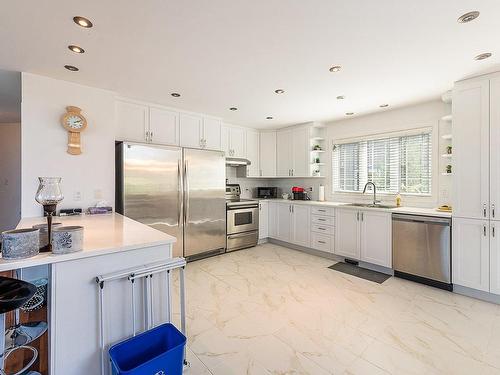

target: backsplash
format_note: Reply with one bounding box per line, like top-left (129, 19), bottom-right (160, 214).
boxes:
top-left (225, 166), bottom-right (271, 199)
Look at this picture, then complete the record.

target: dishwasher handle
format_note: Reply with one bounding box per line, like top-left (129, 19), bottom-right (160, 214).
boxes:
top-left (392, 214), bottom-right (451, 226)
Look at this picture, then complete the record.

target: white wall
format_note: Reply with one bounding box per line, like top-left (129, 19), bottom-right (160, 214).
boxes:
top-left (21, 73), bottom-right (115, 217)
top-left (0, 123), bottom-right (21, 231)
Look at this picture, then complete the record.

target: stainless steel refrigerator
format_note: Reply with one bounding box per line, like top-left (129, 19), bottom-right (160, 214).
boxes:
top-left (115, 142), bottom-right (226, 259)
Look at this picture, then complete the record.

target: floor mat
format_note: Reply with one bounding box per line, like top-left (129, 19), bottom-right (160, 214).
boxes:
top-left (328, 262), bottom-right (391, 284)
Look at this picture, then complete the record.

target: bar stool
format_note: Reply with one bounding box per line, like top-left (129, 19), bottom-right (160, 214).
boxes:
top-left (0, 276), bottom-right (39, 375)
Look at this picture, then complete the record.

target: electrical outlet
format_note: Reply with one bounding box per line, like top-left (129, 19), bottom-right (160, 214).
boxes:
top-left (73, 191), bottom-right (82, 201)
top-left (94, 189), bottom-right (103, 199)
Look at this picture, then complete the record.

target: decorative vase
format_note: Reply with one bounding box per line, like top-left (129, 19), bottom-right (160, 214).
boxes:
top-left (35, 177), bottom-right (64, 252)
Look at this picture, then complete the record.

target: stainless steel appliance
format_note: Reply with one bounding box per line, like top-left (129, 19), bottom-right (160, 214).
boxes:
top-left (116, 142), bottom-right (226, 260)
top-left (226, 184), bottom-right (259, 252)
top-left (392, 214), bottom-right (452, 290)
top-left (257, 187), bottom-right (277, 199)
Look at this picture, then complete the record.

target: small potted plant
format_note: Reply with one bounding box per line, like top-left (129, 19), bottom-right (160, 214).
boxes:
top-left (446, 146), bottom-right (452, 155)
top-left (313, 144), bottom-right (322, 151)
top-left (446, 165), bottom-right (452, 174)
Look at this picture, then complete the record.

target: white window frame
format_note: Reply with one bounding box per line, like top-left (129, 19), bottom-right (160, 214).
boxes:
top-left (331, 126), bottom-right (436, 199)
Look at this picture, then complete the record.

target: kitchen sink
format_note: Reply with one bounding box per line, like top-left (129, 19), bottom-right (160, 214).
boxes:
top-left (343, 203), bottom-right (399, 209)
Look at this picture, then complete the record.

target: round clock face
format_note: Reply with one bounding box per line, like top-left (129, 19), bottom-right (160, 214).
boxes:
top-left (66, 115), bottom-right (84, 130)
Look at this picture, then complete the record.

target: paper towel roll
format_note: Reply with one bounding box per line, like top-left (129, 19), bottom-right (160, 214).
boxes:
top-left (318, 185), bottom-right (325, 201)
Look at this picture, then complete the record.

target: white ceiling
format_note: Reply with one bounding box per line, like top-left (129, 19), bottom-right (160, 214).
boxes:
top-left (0, 70), bottom-right (21, 123)
top-left (1, 0), bottom-right (499, 128)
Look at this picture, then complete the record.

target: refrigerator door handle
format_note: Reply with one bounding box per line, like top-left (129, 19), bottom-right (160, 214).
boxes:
top-left (178, 159), bottom-right (182, 225)
top-left (184, 160), bottom-right (189, 224)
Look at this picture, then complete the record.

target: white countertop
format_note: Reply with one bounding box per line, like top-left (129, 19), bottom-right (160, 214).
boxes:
top-left (258, 199), bottom-right (452, 218)
top-left (0, 213), bottom-right (176, 272)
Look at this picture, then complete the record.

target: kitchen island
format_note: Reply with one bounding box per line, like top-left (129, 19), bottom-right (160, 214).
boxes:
top-left (1, 213), bottom-right (176, 375)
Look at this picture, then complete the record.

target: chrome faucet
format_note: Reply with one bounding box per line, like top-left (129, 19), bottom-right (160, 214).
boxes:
top-left (363, 182), bottom-right (380, 205)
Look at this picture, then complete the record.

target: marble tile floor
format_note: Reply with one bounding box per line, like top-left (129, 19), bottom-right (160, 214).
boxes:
top-left (172, 243), bottom-right (500, 375)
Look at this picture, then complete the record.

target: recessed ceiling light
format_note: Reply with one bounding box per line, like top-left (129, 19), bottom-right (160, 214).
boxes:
top-left (73, 16), bottom-right (93, 28)
top-left (458, 11), bottom-right (480, 23)
top-left (64, 65), bottom-right (79, 72)
top-left (474, 53), bottom-right (492, 61)
top-left (336, 95), bottom-right (345, 100)
top-left (274, 89), bottom-right (285, 94)
top-left (379, 104), bottom-right (389, 108)
top-left (68, 45), bottom-right (85, 54)
top-left (171, 93), bottom-right (181, 97)
top-left (266, 116), bottom-right (273, 120)
top-left (229, 107), bottom-right (238, 111)
top-left (345, 112), bottom-right (354, 116)
top-left (329, 65), bottom-right (342, 73)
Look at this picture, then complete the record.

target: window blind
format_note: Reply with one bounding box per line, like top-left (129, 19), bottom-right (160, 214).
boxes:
top-left (332, 131), bottom-right (432, 195)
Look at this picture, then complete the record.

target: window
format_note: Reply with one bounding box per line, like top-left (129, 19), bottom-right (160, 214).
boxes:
top-left (333, 130), bottom-right (432, 195)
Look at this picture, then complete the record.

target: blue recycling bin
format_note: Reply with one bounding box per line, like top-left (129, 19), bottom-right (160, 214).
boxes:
top-left (109, 323), bottom-right (186, 375)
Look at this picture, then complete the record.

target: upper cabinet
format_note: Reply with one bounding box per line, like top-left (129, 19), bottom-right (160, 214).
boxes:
top-left (115, 97), bottom-right (221, 150)
top-left (246, 130), bottom-right (260, 177)
top-left (259, 131), bottom-right (277, 177)
top-left (221, 124), bottom-right (246, 158)
top-left (202, 118), bottom-right (222, 150)
top-left (179, 113), bottom-right (203, 149)
top-left (116, 100), bottom-right (149, 143)
top-left (276, 124), bottom-right (324, 177)
top-left (150, 106), bottom-right (180, 146)
top-left (452, 79), bottom-right (490, 219)
top-left (276, 129), bottom-right (293, 176)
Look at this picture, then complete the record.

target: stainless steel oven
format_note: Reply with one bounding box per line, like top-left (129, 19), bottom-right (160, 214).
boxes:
top-left (227, 203), bottom-right (259, 234)
top-left (226, 184), bottom-right (259, 252)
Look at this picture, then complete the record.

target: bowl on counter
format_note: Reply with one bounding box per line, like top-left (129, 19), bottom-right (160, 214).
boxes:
top-left (1, 228), bottom-right (40, 260)
top-left (52, 226), bottom-right (84, 254)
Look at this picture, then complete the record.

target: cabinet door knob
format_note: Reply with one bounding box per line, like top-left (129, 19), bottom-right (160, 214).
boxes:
top-left (484, 204), bottom-right (487, 218)
top-left (493, 204), bottom-right (496, 219)
top-left (484, 224), bottom-right (487, 237)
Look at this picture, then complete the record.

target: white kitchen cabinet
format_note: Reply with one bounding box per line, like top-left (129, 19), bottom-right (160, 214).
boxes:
top-left (452, 218), bottom-right (490, 292)
top-left (490, 77), bottom-right (500, 220)
top-left (311, 232), bottom-right (332, 253)
top-left (259, 201), bottom-right (269, 239)
top-left (203, 118), bottom-right (222, 150)
top-left (180, 113), bottom-right (203, 149)
top-left (276, 129), bottom-right (293, 176)
top-left (453, 79), bottom-right (490, 220)
top-left (149, 106), bottom-right (179, 145)
top-left (260, 131), bottom-right (277, 177)
top-left (116, 99), bottom-right (149, 142)
top-left (360, 211), bottom-right (392, 267)
top-left (292, 127), bottom-right (309, 177)
top-left (276, 203), bottom-right (292, 242)
top-left (291, 204), bottom-right (311, 247)
top-left (491, 221), bottom-right (500, 295)
top-left (222, 125), bottom-right (246, 158)
top-left (335, 209), bottom-right (361, 259)
top-left (268, 202), bottom-right (278, 238)
top-left (246, 130), bottom-right (260, 177)
top-left (335, 208), bottom-right (391, 266)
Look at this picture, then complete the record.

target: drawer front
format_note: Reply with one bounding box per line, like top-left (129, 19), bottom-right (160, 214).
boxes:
top-left (311, 223), bottom-right (334, 235)
top-left (311, 206), bottom-right (334, 217)
top-left (311, 233), bottom-right (333, 253)
top-left (311, 215), bottom-right (334, 226)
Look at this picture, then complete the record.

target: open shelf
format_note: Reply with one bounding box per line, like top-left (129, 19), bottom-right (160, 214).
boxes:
top-left (442, 172), bottom-right (453, 176)
top-left (441, 114), bottom-right (452, 122)
top-left (311, 137), bottom-right (325, 141)
top-left (441, 154), bottom-right (452, 158)
top-left (311, 162), bottom-right (325, 165)
top-left (311, 150), bottom-right (325, 153)
top-left (441, 134), bottom-right (452, 140)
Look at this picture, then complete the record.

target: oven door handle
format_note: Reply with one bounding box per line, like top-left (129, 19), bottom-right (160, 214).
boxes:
top-left (227, 231), bottom-right (257, 240)
top-left (228, 205), bottom-right (259, 210)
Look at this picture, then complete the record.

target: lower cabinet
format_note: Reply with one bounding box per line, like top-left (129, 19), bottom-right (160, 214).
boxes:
top-left (491, 221), bottom-right (500, 295)
top-left (452, 218), bottom-right (490, 292)
top-left (274, 203), bottom-right (310, 246)
top-left (258, 201), bottom-right (269, 239)
top-left (335, 208), bottom-right (392, 267)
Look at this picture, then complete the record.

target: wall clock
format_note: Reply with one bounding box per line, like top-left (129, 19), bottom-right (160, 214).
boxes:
top-left (60, 106), bottom-right (87, 155)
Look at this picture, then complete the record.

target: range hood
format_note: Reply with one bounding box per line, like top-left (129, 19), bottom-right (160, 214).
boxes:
top-left (225, 157), bottom-right (251, 167)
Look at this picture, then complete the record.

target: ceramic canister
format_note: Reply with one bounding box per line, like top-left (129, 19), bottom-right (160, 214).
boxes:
top-left (52, 226), bottom-right (84, 254)
top-left (1, 228), bottom-right (40, 260)
top-left (32, 222), bottom-right (62, 249)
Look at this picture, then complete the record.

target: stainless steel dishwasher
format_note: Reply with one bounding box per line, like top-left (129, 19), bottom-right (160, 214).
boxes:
top-left (392, 214), bottom-right (452, 291)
